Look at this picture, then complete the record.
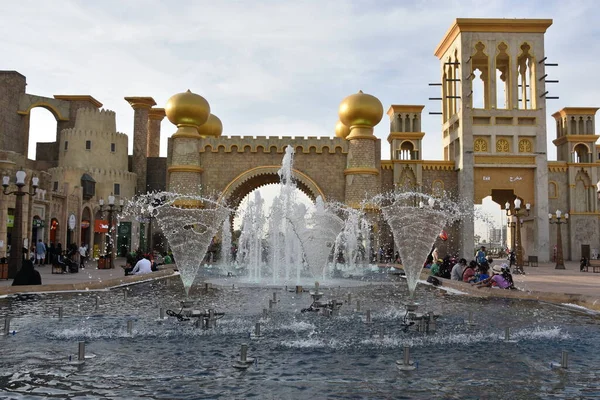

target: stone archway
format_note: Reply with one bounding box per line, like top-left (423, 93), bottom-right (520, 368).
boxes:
top-left (218, 166), bottom-right (326, 210)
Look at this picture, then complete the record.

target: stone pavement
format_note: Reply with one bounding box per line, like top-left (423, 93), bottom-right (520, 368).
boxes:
top-left (432, 259), bottom-right (600, 312)
top-left (0, 257), bottom-right (177, 296)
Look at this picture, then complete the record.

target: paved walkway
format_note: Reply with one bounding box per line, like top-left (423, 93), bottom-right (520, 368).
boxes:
top-left (0, 257), bottom-right (133, 288)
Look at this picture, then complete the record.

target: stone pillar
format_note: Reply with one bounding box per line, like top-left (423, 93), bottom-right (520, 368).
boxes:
top-left (344, 128), bottom-right (380, 206)
top-left (124, 97), bottom-right (157, 194)
top-left (164, 90), bottom-right (210, 205)
top-left (148, 108), bottom-right (165, 158)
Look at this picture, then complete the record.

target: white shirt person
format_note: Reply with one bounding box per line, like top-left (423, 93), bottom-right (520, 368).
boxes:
top-left (131, 257), bottom-right (152, 275)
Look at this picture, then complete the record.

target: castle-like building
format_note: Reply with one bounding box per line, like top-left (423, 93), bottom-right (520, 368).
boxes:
top-left (1, 18), bottom-right (598, 267)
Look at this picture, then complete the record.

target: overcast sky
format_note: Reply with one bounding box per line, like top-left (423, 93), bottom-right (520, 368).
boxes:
top-left (3, 0), bottom-right (599, 240)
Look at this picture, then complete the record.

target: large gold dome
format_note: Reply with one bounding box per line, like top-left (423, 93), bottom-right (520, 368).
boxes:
top-left (197, 114), bottom-right (223, 138)
top-left (335, 120), bottom-right (350, 138)
top-left (165, 90), bottom-right (210, 128)
top-left (338, 90), bottom-right (383, 128)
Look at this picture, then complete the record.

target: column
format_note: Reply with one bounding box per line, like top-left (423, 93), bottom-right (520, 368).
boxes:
top-left (124, 97), bottom-right (157, 194)
top-left (148, 108), bottom-right (165, 158)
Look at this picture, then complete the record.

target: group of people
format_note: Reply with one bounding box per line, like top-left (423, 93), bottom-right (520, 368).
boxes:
top-left (426, 246), bottom-right (516, 289)
top-left (123, 249), bottom-right (174, 276)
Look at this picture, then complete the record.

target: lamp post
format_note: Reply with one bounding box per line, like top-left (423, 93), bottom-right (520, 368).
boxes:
top-left (2, 170), bottom-right (39, 278)
top-left (505, 198), bottom-right (530, 275)
top-left (99, 194), bottom-right (124, 269)
top-left (549, 210), bottom-right (568, 270)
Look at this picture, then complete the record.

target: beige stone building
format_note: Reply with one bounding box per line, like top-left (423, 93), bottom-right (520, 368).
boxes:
top-left (2, 17), bottom-right (598, 270)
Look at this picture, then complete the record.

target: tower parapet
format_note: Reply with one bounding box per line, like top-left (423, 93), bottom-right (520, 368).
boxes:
top-left (74, 108), bottom-right (116, 133)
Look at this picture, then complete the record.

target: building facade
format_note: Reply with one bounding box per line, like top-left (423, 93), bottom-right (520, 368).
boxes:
top-left (2, 18), bottom-right (599, 265)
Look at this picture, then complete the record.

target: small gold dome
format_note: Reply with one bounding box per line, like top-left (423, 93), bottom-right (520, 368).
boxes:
top-left (165, 90), bottom-right (210, 128)
top-left (197, 114), bottom-right (223, 138)
top-left (338, 90), bottom-right (384, 128)
top-left (335, 120), bottom-right (350, 138)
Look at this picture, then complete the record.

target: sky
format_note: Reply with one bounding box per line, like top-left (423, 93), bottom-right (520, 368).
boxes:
top-left (3, 0), bottom-right (600, 238)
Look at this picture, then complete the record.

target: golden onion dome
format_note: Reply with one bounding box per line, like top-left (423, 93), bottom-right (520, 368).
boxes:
top-left (338, 90), bottom-right (384, 128)
top-left (335, 120), bottom-right (350, 138)
top-left (165, 90), bottom-right (210, 128)
top-left (197, 114), bottom-right (223, 138)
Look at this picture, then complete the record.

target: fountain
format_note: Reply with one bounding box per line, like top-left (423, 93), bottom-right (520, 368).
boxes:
top-left (120, 192), bottom-right (231, 295)
top-left (231, 145), bottom-right (369, 285)
top-left (378, 192), bottom-right (461, 297)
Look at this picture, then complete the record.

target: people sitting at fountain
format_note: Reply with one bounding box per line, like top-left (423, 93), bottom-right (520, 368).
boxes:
top-left (438, 255), bottom-right (452, 279)
top-left (429, 259), bottom-right (442, 277)
top-left (130, 255), bottom-right (153, 275)
top-left (474, 264), bottom-right (515, 289)
top-left (451, 258), bottom-right (467, 281)
top-left (162, 252), bottom-right (173, 265)
top-left (462, 260), bottom-right (477, 283)
top-left (12, 259), bottom-right (42, 286)
top-left (424, 255), bottom-right (434, 269)
top-left (475, 263), bottom-right (490, 283)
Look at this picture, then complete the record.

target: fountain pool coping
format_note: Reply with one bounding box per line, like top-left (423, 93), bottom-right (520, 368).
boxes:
top-left (0, 268), bottom-right (178, 297)
top-left (1, 265), bottom-right (598, 313)
top-left (429, 271), bottom-right (600, 312)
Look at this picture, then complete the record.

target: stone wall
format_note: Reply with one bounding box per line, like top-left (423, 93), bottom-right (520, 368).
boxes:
top-left (200, 145), bottom-right (347, 204)
top-left (0, 71), bottom-right (27, 154)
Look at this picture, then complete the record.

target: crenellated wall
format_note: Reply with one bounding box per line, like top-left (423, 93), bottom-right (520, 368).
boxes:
top-left (59, 108), bottom-right (129, 171)
top-left (199, 136), bottom-right (348, 155)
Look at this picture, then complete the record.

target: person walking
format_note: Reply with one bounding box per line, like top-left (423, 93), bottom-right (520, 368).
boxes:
top-left (78, 243), bottom-right (87, 270)
top-left (35, 239), bottom-right (46, 266)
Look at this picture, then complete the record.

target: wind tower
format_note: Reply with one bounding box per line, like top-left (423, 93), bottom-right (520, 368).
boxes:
top-left (433, 18), bottom-right (553, 261)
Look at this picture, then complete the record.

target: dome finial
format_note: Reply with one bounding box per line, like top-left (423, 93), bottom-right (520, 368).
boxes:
top-left (165, 90), bottom-right (210, 129)
top-left (338, 91), bottom-right (383, 129)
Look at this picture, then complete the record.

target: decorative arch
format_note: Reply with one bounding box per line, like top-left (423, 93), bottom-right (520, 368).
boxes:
top-left (397, 140), bottom-right (417, 160)
top-left (495, 42), bottom-right (510, 109)
top-left (471, 41), bottom-right (489, 109)
top-left (574, 169), bottom-right (592, 212)
top-left (518, 139), bottom-right (532, 153)
top-left (218, 166), bottom-right (326, 210)
top-left (548, 181), bottom-right (558, 199)
top-left (432, 180), bottom-right (444, 197)
top-left (573, 143), bottom-right (591, 163)
top-left (474, 138), bottom-right (488, 152)
top-left (18, 101), bottom-right (69, 121)
top-left (517, 42), bottom-right (536, 110)
top-left (397, 166), bottom-right (417, 190)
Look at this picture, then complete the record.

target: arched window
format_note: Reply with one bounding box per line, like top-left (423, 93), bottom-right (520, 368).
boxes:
top-left (474, 138), bottom-right (488, 152)
top-left (495, 42), bottom-right (510, 109)
top-left (573, 143), bottom-right (590, 163)
top-left (471, 42), bottom-right (489, 109)
top-left (396, 141), bottom-right (417, 160)
top-left (517, 43), bottom-right (536, 110)
top-left (518, 139), bottom-right (532, 153)
top-left (496, 139), bottom-right (510, 153)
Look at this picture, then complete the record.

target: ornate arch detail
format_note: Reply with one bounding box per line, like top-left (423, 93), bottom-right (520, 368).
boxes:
top-left (548, 180), bottom-right (558, 199)
top-left (218, 166), bottom-right (326, 207)
top-left (518, 139), bottom-right (532, 153)
top-left (474, 138), bottom-right (488, 152)
top-left (432, 179), bottom-right (444, 197)
top-left (496, 138), bottom-right (510, 153)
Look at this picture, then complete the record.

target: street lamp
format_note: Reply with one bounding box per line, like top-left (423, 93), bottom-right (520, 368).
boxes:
top-left (2, 170), bottom-right (39, 278)
top-left (99, 194), bottom-right (124, 269)
top-left (549, 210), bottom-right (568, 270)
top-left (505, 198), bottom-right (530, 275)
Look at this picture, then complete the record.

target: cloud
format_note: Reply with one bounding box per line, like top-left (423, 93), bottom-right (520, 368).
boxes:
top-left (3, 0), bottom-right (600, 168)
